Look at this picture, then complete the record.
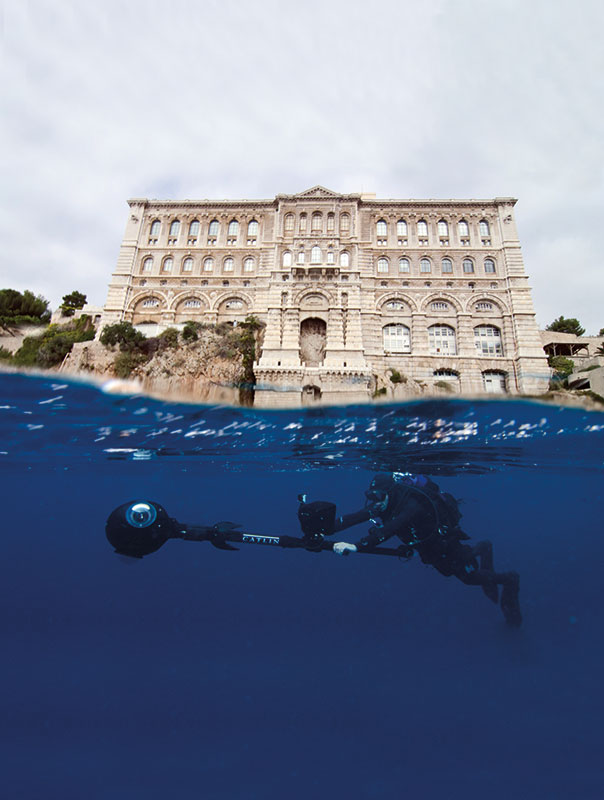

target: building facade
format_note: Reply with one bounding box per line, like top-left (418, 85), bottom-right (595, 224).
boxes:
top-left (101, 186), bottom-right (550, 404)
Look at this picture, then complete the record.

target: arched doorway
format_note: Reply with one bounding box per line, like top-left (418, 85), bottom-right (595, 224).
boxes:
top-left (300, 317), bottom-right (326, 366)
top-left (302, 384), bottom-right (322, 404)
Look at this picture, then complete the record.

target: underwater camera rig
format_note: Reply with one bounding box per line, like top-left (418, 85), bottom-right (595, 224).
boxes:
top-left (106, 498), bottom-right (405, 559)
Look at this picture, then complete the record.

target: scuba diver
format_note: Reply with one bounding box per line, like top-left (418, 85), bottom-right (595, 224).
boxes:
top-left (331, 472), bottom-right (522, 627)
top-left (105, 473), bottom-right (521, 628)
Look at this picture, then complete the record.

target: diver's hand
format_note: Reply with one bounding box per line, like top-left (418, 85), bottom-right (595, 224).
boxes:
top-left (333, 542), bottom-right (357, 556)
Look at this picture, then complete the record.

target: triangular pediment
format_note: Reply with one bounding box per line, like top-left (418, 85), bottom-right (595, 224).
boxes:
top-left (294, 185), bottom-right (341, 199)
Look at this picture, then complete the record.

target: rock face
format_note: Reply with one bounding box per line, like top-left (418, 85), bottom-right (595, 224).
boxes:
top-left (61, 330), bottom-right (246, 405)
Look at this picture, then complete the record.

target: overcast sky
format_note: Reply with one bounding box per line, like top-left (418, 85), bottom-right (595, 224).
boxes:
top-left (2, 0), bottom-right (603, 333)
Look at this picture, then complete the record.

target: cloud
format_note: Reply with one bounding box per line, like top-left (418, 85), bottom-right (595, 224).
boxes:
top-left (1, 0), bottom-right (603, 333)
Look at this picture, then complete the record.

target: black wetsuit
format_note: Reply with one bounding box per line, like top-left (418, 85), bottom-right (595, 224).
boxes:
top-left (335, 477), bottom-right (522, 627)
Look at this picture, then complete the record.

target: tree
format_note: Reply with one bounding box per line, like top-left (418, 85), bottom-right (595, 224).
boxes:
top-left (546, 316), bottom-right (585, 337)
top-left (60, 290), bottom-right (87, 317)
top-left (598, 328), bottom-right (604, 337)
top-left (0, 288), bottom-right (51, 331)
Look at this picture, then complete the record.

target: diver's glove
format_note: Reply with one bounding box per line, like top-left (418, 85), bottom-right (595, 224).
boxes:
top-left (333, 542), bottom-right (358, 556)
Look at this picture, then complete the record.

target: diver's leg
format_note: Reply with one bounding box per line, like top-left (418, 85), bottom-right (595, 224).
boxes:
top-left (460, 568), bottom-right (522, 626)
top-left (471, 541), bottom-right (497, 603)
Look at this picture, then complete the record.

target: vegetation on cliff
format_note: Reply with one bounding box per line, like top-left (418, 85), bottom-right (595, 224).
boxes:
top-left (0, 316), bottom-right (95, 368)
top-left (98, 317), bottom-right (264, 403)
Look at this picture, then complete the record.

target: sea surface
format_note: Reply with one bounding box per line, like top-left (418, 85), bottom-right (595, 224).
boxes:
top-left (1, 372), bottom-right (603, 800)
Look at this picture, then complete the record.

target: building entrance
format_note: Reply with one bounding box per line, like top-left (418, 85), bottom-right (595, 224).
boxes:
top-left (300, 318), bottom-right (326, 366)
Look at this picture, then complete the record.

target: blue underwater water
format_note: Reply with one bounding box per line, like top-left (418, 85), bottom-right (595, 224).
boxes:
top-left (1, 372), bottom-right (604, 800)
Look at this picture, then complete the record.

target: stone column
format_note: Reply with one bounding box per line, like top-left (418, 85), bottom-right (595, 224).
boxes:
top-left (456, 312), bottom-right (474, 357)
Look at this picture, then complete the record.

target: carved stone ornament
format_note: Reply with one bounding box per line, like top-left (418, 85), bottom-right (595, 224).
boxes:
top-left (295, 185), bottom-right (341, 199)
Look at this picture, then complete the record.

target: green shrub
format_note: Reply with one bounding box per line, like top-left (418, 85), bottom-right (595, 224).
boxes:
top-left (389, 369), bottom-right (406, 384)
top-left (100, 322), bottom-right (146, 351)
top-left (158, 327), bottom-right (179, 349)
top-left (0, 345), bottom-right (13, 361)
top-left (113, 350), bottom-right (148, 378)
top-left (434, 380), bottom-right (454, 393)
top-left (548, 355), bottom-right (574, 388)
top-left (182, 321), bottom-right (201, 342)
top-left (36, 333), bottom-right (78, 367)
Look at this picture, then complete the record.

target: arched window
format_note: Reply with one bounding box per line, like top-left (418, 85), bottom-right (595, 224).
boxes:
top-left (463, 258), bottom-right (474, 273)
top-left (377, 257), bottom-right (389, 273)
top-left (474, 325), bottom-right (503, 356)
top-left (441, 258), bottom-right (452, 273)
top-left (182, 257), bottom-right (193, 272)
top-left (327, 213), bottom-right (335, 232)
top-left (299, 213), bottom-right (307, 232)
top-left (385, 300), bottom-right (405, 310)
top-left (169, 220), bottom-right (180, 236)
top-left (284, 213), bottom-right (294, 232)
top-left (203, 257), bottom-right (214, 272)
top-left (383, 324), bottom-right (411, 353)
top-left (484, 258), bottom-right (496, 274)
top-left (397, 219), bottom-right (407, 236)
top-left (142, 297), bottom-right (160, 308)
top-left (150, 219), bottom-right (161, 236)
top-left (189, 220), bottom-right (200, 236)
top-left (297, 251), bottom-right (305, 264)
top-left (162, 257), bottom-right (173, 272)
top-left (326, 250), bottom-right (335, 264)
top-left (248, 220), bottom-right (258, 236)
top-left (429, 324), bottom-right (456, 355)
top-left (142, 257), bottom-right (153, 272)
top-left (396, 258), bottom-right (408, 273)
top-left (282, 251), bottom-right (292, 267)
top-left (311, 212), bottom-right (322, 232)
top-left (340, 251), bottom-right (350, 267)
top-left (340, 213), bottom-right (350, 232)
top-left (431, 301), bottom-right (449, 311)
top-left (417, 220), bottom-right (428, 237)
top-left (420, 258), bottom-right (431, 273)
top-left (458, 220), bottom-right (469, 237)
top-left (243, 257), bottom-right (254, 272)
top-left (311, 246), bottom-right (321, 264)
top-left (223, 257), bottom-right (234, 272)
top-left (209, 220), bottom-right (219, 236)
top-left (376, 219), bottom-right (387, 236)
top-left (434, 369), bottom-right (460, 388)
top-left (228, 220), bottom-right (239, 236)
top-left (183, 298), bottom-right (202, 309)
top-left (438, 220), bottom-right (449, 237)
top-left (479, 219), bottom-right (490, 237)
top-left (482, 371), bottom-right (507, 393)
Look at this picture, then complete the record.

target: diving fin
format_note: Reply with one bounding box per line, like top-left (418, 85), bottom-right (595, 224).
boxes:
top-left (500, 572), bottom-right (522, 627)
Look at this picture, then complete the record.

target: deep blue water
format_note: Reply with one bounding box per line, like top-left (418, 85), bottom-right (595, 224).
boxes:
top-left (1, 373), bottom-right (603, 800)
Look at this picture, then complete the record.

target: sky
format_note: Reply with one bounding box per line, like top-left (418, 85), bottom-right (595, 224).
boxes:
top-left (2, 0), bottom-right (603, 334)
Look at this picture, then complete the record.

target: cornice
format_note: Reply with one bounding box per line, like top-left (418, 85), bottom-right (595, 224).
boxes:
top-left (128, 195), bottom-right (518, 211)
top-left (128, 198), bottom-right (277, 209)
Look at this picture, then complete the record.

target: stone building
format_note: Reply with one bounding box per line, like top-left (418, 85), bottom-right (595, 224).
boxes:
top-left (101, 186), bottom-right (550, 405)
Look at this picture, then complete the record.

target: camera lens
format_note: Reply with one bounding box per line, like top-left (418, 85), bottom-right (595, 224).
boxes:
top-left (125, 502), bottom-right (158, 528)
